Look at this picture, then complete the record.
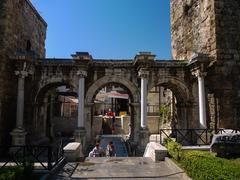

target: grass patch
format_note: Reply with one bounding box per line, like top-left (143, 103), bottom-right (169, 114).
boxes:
top-left (231, 158), bottom-right (240, 166)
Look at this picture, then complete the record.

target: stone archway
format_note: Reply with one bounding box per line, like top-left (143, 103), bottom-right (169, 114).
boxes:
top-left (149, 76), bottom-right (194, 129)
top-left (86, 75), bottom-right (140, 104)
top-left (31, 81), bottom-right (77, 144)
top-left (85, 75), bottom-right (141, 143)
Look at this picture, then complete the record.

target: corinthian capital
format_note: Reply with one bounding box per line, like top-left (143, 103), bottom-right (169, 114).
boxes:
top-left (15, 60), bottom-right (34, 77)
top-left (192, 69), bottom-right (207, 78)
top-left (77, 70), bottom-right (87, 78)
top-left (138, 68), bottom-right (149, 78)
top-left (15, 70), bottom-right (29, 78)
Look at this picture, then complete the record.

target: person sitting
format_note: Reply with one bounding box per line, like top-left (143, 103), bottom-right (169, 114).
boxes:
top-left (106, 141), bottom-right (116, 157)
top-left (89, 143), bottom-right (105, 157)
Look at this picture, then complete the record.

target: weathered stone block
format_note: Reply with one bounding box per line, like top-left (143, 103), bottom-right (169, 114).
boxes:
top-left (63, 142), bottom-right (83, 162)
top-left (144, 142), bottom-right (167, 161)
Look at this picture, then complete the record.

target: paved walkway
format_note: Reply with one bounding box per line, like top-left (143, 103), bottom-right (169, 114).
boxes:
top-left (52, 157), bottom-right (190, 179)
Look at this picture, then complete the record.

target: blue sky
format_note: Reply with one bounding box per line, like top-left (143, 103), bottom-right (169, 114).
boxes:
top-left (31, 0), bottom-right (171, 59)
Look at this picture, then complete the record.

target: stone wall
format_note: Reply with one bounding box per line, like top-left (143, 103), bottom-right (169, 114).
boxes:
top-left (214, 0), bottom-right (240, 61)
top-left (207, 0), bottom-right (240, 128)
top-left (171, 0), bottom-right (216, 60)
top-left (171, 0), bottom-right (240, 129)
top-left (171, 0), bottom-right (240, 62)
top-left (52, 117), bottom-right (77, 136)
top-left (0, 0), bottom-right (5, 145)
top-left (0, 0), bottom-right (47, 144)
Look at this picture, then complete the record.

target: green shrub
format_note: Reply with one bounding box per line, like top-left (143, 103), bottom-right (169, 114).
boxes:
top-left (164, 138), bottom-right (183, 161)
top-left (180, 151), bottom-right (240, 180)
top-left (0, 163), bottom-right (33, 180)
top-left (163, 137), bottom-right (173, 146)
top-left (0, 166), bottom-right (23, 180)
top-left (0, 171), bottom-right (15, 180)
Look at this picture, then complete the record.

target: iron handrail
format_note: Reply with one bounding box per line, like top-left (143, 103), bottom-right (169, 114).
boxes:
top-left (0, 140), bottom-right (64, 170)
top-left (157, 128), bottom-right (240, 145)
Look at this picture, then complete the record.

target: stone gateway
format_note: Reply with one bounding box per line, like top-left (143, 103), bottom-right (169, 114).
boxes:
top-left (0, 0), bottom-right (239, 153)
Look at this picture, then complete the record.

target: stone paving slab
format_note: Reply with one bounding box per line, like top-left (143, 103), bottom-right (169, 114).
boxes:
top-left (53, 157), bottom-right (189, 179)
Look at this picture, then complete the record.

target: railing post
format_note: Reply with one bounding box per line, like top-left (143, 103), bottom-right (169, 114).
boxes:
top-left (160, 129), bottom-right (162, 144)
top-left (60, 142), bottom-right (63, 159)
top-left (206, 129), bottom-right (208, 144)
top-left (176, 129), bottom-right (178, 142)
top-left (190, 130), bottom-right (193, 144)
top-left (48, 146), bottom-right (52, 170)
top-left (23, 146), bottom-right (26, 166)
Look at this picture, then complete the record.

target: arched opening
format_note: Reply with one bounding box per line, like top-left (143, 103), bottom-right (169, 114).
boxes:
top-left (148, 78), bottom-right (192, 144)
top-left (90, 82), bottom-right (135, 140)
top-left (85, 76), bottom-right (140, 145)
top-left (147, 86), bottom-right (177, 133)
top-left (92, 82), bottom-right (133, 136)
top-left (32, 82), bottom-right (77, 144)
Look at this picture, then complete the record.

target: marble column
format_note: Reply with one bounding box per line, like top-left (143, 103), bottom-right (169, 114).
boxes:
top-left (77, 71), bottom-right (86, 128)
top-left (75, 70), bottom-right (87, 145)
top-left (10, 70), bottom-right (28, 145)
top-left (138, 69), bottom-right (150, 155)
top-left (194, 70), bottom-right (207, 128)
top-left (138, 69), bottom-right (149, 129)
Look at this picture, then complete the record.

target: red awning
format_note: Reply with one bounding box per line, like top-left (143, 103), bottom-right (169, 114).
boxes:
top-left (107, 91), bottom-right (129, 99)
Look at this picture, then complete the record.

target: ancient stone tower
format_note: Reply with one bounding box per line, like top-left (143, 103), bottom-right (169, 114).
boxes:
top-left (171, 0), bottom-right (240, 128)
top-left (0, 0), bottom-right (47, 144)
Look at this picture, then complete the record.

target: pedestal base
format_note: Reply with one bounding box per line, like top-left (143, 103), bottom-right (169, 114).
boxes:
top-left (74, 128), bottom-right (86, 146)
top-left (10, 128), bottom-right (27, 146)
top-left (138, 128), bottom-right (150, 155)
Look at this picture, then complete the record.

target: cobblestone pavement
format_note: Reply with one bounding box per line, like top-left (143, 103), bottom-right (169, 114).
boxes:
top-left (52, 157), bottom-right (190, 179)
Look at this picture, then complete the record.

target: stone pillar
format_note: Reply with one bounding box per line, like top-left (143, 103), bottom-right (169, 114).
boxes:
top-left (74, 70), bottom-right (87, 145)
top-left (10, 70), bottom-right (28, 145)
top-left (194, 70), bottom-right (207, 128)
top-left (139, 69), bottom-right (149, 129)
top-left (130, 102), bottom-right (140, 142)
top-left (138, 69), bottom-right (150, 154)
top-left (77, 72), bottom-right (86, 128)
top-left (84, 102), bottom-right (94, 144)
top-left (49, 95), bottom-right (55, 140)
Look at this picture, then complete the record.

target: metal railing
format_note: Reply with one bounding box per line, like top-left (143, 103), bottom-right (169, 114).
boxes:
top-left (147, 105), bottom-right (159, 116)
top-left (157, 128), bottom-right (240, 145)
top-left (0, 140), bottom-right (64, 170)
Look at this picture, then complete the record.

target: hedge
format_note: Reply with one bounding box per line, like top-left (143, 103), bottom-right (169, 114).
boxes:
top-left (164, 139), bottom-right (240, 180)
top-left (164, 138), bottom-right (182, 161)
top-left (180, 151), bottom-right (240, 180)
top-left (0, 164), bottom-right (33, 180)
